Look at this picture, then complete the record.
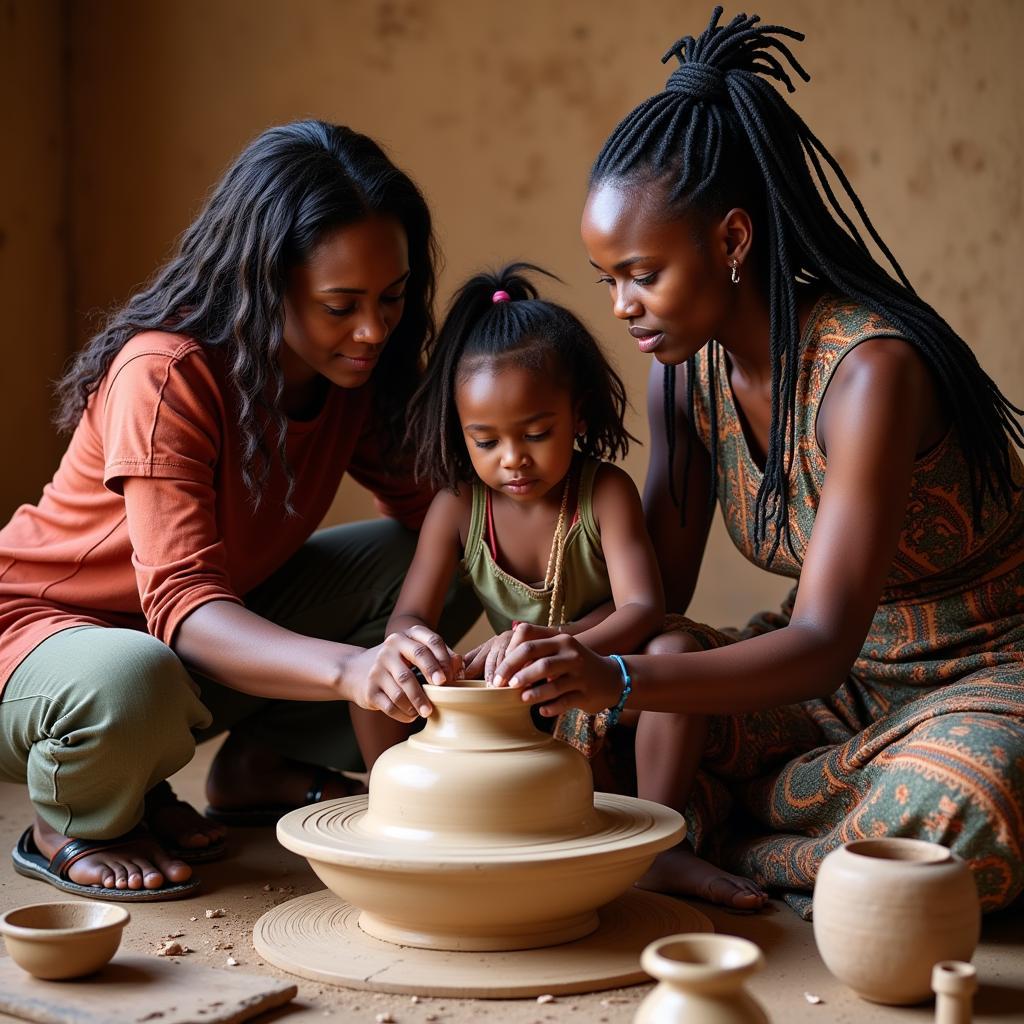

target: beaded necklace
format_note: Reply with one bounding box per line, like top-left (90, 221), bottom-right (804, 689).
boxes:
top-left (485, 465), bottom-right (577, 627)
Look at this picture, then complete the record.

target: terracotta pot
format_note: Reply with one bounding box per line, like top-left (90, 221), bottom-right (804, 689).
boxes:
top-left (812, 838), bottom-right (980, 1005)
top-left (0, 901), bottom-right (129, 979)
top-left (634, 934), bottom-right (768, 1024)
top-left (277, 681), bottom-right (685, 951)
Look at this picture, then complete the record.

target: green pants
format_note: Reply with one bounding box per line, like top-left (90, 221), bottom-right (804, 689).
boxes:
top-left (0, 519), bottom-right (476, 840)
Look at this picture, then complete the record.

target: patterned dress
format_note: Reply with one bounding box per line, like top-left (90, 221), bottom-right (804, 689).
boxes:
top-left (660, 295), bottom-right (1024, 917)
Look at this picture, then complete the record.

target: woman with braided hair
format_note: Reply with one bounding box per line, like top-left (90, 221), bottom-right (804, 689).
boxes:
top-left (494, 7), bottom-right (1024, 915)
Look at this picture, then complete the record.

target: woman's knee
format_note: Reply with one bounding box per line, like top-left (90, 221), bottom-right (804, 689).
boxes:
top-left (63, 631), bottom-right (210, 746)
top-left (645, 629), bottom-right (706, 656)
top-left (883, 711), bottom-right (1024, 911)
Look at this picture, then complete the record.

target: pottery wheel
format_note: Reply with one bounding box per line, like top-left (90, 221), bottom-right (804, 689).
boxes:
top-left (253, 887), bottom-right (713, 998)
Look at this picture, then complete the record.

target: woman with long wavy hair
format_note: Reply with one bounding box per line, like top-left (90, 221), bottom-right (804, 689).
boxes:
top-left (0, 120), bottom-right (473, 900)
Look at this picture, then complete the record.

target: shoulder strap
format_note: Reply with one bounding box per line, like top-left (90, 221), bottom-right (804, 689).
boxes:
top-left (463, 480), bottom-right (487, 567)
top-left (577, 457), bottom-right (602, 548)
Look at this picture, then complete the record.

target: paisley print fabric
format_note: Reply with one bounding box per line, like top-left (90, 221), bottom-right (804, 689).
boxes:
top-left (672, 295), bottom-right (1024, 917)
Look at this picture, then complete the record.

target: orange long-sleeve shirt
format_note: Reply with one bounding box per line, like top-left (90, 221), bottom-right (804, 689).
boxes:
top-left (0, 331), bottom-right (432, 690)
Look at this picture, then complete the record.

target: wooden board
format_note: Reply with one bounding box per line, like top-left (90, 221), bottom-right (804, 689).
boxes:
top-left (0, 955), bottom-right (296, 1024)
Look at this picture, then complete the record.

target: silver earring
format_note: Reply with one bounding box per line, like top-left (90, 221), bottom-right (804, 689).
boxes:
top-left (729, 260), bottom-right (741, 285)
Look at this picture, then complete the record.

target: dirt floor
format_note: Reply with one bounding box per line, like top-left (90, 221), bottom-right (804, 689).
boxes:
top-left (1, 740), bottom-right (1021, 1024)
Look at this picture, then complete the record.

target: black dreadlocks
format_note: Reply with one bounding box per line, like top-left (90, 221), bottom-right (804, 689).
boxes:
top-left (591, 6), bottom-right (1023, 562)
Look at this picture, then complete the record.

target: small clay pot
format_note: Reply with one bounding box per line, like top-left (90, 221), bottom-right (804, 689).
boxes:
top-left (634, 934), bottom-right (768, 1024)
top-left (812, 838), bottom-right (980, 1005)
top-left (932, 961), bottom-right (977, 1024)
top-left (0, 901), bottom-right (129, 979)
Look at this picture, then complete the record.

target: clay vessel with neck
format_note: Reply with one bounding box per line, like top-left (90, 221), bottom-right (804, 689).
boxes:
top-left (277, 681), bottom-right (684, 951)
top-left (633, 934), bottom-right (768, 1024)
top-left (812, 838), bottom-right (980, 1005)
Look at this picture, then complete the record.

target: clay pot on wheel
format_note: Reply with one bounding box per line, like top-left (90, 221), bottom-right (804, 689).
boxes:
top-left (812, 838), bottom-right (980, 1005)
top-left (633, 934), bottom-right (768, 1024)
top-left (277, 681), bottom-right (685, 951)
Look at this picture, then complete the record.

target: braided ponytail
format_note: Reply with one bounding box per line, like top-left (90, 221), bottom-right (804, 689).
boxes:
top-left (592, 6), bottom-right (1022, 562)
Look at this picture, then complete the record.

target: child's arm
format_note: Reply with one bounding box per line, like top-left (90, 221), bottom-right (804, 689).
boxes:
top-left (386, 488), bottom-right (469, 680)
top-left (562, 463), bottom-right (665, 656)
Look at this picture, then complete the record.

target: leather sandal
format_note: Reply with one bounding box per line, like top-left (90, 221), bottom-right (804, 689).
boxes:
top-left (11, 826), bottom-right (200, 902)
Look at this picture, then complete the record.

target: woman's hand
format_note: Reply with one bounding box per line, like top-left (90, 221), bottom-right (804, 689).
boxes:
top-left (345, 627), bottom-right (461, 722)
top-left (463, 624), bottom-right (560, 684)
top-left (493, 627), bottom-right (625, 717)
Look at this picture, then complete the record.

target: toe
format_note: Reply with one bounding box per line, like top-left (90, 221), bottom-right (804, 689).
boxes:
top-left (153, 851), bottom-right (193, 884)
top-left (731, 887), bottom-right (768, 909)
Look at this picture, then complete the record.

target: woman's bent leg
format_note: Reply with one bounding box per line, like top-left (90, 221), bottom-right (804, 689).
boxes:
top-left (0, 626), bottom-right (211, 892)
top-left (721, 668), bottom-right (1024, 916)
top-left (0, 626), bottom-right (210, 837)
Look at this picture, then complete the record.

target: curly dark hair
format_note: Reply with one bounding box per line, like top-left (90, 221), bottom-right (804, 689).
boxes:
top-left (55, 119), bottom-right (438, 511)
top-left (590, 7), bottom-right (1022, 561)
top-left (408, 262), bottom-right (635, 490)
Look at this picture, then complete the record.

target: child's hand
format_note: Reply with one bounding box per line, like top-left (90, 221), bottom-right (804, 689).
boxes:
top-left (461, 634), bottom-right (507, 683)
top-left (493, 631), bottom-right (624, 717)
top-left (464, 625), bottom-right (562, 684)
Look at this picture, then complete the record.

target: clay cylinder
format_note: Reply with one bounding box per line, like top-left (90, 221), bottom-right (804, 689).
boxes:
top-left (812, 838), bottom-right (980, 1005)
top-left (932, 961), bottom-right (977, 1024)
top-left (633, 934), bottom-right (769, 1024)
top-left (362, 681), bottom-right (600, 846)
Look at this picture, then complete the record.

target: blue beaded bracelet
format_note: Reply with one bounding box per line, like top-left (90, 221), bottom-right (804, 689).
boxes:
top-left (607, 654), bottom-right (632, 728)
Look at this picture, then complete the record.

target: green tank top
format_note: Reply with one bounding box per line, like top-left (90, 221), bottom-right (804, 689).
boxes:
top-left (462, 457), bottom-right (613, 633)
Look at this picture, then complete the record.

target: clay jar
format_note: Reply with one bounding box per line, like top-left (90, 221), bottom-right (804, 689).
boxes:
top-left (634, 934), bottom-right (768, 1024)
top-left (812, 838), bottom-right (980, 1004)
top-left (362, 679), bottom-right (601, 844)
top-left (277, 681), bottom-right (684, 951)
top-left (0, 901), bottom-right (129, 979)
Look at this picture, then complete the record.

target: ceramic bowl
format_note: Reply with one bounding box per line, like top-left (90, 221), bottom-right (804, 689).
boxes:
top-left (0, 901), bottom-right (129, 979)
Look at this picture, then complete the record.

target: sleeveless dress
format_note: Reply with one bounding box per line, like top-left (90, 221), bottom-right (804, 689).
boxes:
top-left (671, 294), bottom-right (1024, 917)
top-left (461, 456), bottom-right (612, 632)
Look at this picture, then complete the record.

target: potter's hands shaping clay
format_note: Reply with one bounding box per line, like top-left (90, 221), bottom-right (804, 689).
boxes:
top-left (347, 628), bottom-right (462, 721)
top-left (465, 624), bottom-right (561, 684)
top-left (494, 630), bottom-right (625, 716)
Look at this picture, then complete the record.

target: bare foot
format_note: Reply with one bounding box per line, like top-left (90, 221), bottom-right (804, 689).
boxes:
top-left (636, 843), bottom-right (769, 910)
top-left (145, 784), bottom-right (226, 852)
top-left (32, 815), bottom-right (192, 891)
top-left (205, 732), bottom-right (362, 812)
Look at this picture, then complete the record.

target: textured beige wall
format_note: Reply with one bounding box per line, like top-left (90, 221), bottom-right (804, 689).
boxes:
top-left (8, 0), bottom-right (1024, 631)
top-left (0, 0), bottom-right (69, 518)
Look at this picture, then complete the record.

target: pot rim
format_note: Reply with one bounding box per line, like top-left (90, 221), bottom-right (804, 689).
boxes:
top-left (642, 933), bottom-right (764, 983)
top-left (841, 838), bottom-right (954, 865)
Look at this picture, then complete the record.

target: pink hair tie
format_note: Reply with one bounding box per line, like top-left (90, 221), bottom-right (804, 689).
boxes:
top-left (491, 290), bottom-right (511, 304)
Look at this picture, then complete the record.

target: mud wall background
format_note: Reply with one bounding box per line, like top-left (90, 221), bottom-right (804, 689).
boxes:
top-left (4, 0), bottom-right (1021, 629)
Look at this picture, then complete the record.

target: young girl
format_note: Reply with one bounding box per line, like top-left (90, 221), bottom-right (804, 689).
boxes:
top-left (0, 120), bottom-right (476, 901)
top-left (495, 8), bottom-right (1024, 916)
top-left (386, 264), bottom-right (664, 714)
